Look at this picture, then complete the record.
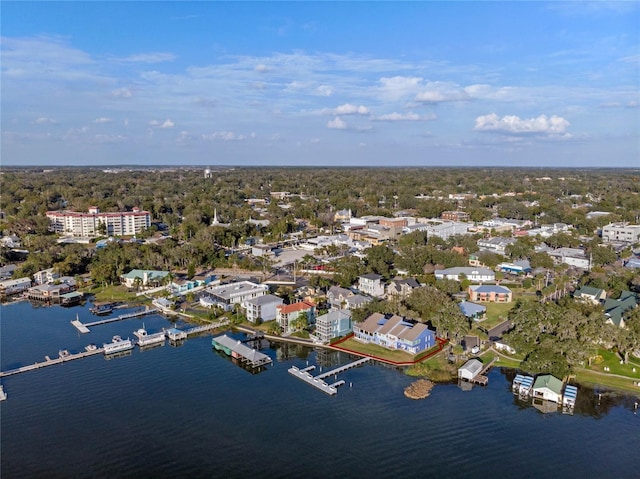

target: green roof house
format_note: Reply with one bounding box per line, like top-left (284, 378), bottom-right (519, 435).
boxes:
top-left (574, 286), bottom-right (606, 305)
top-left (532, 374), bottom-right (563, 404)
top-left (604, 291), bottom-right (638, 328)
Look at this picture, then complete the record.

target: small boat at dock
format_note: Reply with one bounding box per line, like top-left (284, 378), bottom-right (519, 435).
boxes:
top-left (134, 327), bottom-right (165, 347)
top-left (103, 335), bottom-right (134, 355)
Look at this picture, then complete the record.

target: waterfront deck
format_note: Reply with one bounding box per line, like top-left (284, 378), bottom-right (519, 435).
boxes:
top-left (0, 345), bottom-right (104, 378)
top-left (212, 334), bottom-right (272, 368)
top-left (71, 308), bottom-right (158, 333)
top-left (316, 357), bottom-right (370, 379)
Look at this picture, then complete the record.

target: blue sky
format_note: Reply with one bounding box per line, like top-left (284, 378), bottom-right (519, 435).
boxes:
top-left (2, 1), bottom-right (638, 167)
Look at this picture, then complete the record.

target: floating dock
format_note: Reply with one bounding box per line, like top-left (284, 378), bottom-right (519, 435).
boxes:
top-left (71, 308), bottom-right (158, 333)
top-left (212, 334), bottom-right (272, 368)
top-left (289, 358), bottom-right (370, 395)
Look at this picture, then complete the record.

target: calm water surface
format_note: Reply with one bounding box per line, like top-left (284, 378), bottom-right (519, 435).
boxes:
top-left (1, 301), bottom-right (639, 478)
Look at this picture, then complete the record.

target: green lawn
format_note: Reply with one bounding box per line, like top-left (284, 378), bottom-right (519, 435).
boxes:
top-left (572, 369), bottom-right (640, 394)
top-left (336, 338), bottom-right (416, 363)
top-left (586, 349), bottom-right (640, 379)
top-left (86, 284), bottom-right (143, 303)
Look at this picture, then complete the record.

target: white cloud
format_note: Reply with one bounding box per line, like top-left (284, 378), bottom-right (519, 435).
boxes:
top-left (327, 117), bottom-right (347, 129)
top-left (112, 87), bottom-right (132, 98)
top-left (378, 76), bottom-right (424, 100)
top-left (372, 112), bottom-right (435, 121)
top-left (254, 64), bottom-right (271, 73)
top-left (415, 82), bottom-right (471, 103)
top-left (323, 104), bottom-right (370, 115)
top-left (315, 85), bottom-right (333, 96)
top-left (201, 131), bottom-right (247, 141)
top-left (34, 117), bottom-right (57, 124)
top-left (117, 52), bottom-right (176, 63)
top-left (474, 113), bottom-right (571, 136)
top-left (94, 117), bottom-right (112, 124)
top-left (160, 119), bottom-right (175, 129)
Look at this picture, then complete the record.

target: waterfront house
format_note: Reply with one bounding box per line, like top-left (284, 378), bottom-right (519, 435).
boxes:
top-left (512, 374), bottom-right (534, 396)
top-left (358, 273), bottom-right (385, 297)
top-left (121, 269), bottom-right (170, 289)
top-left (458, 301), bottom-right (486, 321)
top-left (0, 264), bottom-right (17, 280)
top-left (0, 277), bottom-right (32, 296)
top-left (33, 268), bottom-right (59, 285)
top-left (532, 375), bottom-right (563, 404)
top-left (27, 282), bottom-right (75, 302)
top-left (434, 267), bottom-right (495, 283)
top-left (467, 285), bottom-right (512, 303)
top-left (203, 281), bottom-right (268, 312)
top-left (244, 294), bottom-right (284, 323)
top-left (353, 313), bottom-right (436, 355)
top-left (458, 359), bottom-right (483, 381)
top-left (314, 309), bottom-right (352, 344)
top-left (276, 301), bottom-right (316, 334)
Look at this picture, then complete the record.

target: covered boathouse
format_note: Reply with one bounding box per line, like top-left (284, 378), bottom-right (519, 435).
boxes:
top-left (212, 334), bottom-right (272, 368)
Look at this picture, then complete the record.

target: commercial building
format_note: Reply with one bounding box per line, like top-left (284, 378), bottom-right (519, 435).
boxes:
top-left (601, 223), bottom-right (640, 244)
top-left (203, 281), bottom-right (268, 311)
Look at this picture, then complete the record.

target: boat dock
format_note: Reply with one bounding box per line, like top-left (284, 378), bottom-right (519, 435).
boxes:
top-left (71, 308), bottom-right (158, 333)
top-left (183, 319), bottom-right (229, 336)
top-left (212, 334), bottom-right (272, 368)
top-left (289, 357), bottom-right (371, 395)
top-left (0, 345), bottom-right (104, 378)
top-left (316, 357), bottom-right (371, 379)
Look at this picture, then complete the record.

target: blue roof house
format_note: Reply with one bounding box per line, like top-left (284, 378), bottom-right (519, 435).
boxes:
top-left (459, 301), bottom-right (487, 321)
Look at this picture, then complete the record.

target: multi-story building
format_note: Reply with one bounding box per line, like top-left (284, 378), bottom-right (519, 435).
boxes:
top-left (203, 281), bottom-right (268, 311)
top-left (46, 207), bottom-right (151, 237)
top-left (243, 294), bottom-right (284, 323)
top-left (276, 301), bottom-right (315, 334)
top-left (467, 285), bottom-right (513, 303)
top-left (314, 309), bottom-right (352, 343)
top-left (601, 223), bottom-right (640, 244)
top-left (358, 273), bottom-right (385, 297)
top-left (353, 313), bottom-right (436, 355)
top-left (435, 267), bottom-right (495, 283)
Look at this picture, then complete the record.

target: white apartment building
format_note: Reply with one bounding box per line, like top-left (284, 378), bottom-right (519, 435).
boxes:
top-left (601, 223), bottom-right (640, 244)
top-left (46, 207), bottom-right (150, 237)
top-left (203, 281), bottom-right (268, 312)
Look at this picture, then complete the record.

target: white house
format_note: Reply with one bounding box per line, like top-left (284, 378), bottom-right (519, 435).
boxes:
top-left (358, 273), bottom-right (385, 297)
top-left (203, 281), bottom-right (268, 311)
top-left (243, 294), bottom-right (283, 323)
top-left (547, 247), bottom-right (590, 270)
top-left (434, 267), bottom-right (495, 283)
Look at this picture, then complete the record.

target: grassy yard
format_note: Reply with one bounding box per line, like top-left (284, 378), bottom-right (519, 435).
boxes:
top-left (336, 337), bottom-right (416, 363)
top-left (586, 349), bottom-right (640, 379)
top-left (85, 284), bottom-right (144, 303)
top-left (573, 369), bottom-right (640, 395)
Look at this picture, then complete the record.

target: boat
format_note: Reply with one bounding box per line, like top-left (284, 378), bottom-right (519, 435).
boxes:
top-left (59, 349), bottom-right (71, 359)
top-left (103, 335), bottom-right (134, 355)
top-left (90, 302), bottom-right (115, 315)
top-left (0, 385), bottom-right (6, 401)
top-left (85, 344), bottom-right (98, 352)
top-left (133, 327), bottom-right (165, 347)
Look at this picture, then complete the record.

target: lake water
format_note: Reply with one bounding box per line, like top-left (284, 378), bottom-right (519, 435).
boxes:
top-left (1, 301), bottom-right (639, 478)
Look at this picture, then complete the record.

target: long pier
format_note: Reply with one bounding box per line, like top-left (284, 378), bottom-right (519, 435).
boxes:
top-left (183, 319), bottom-right (229, 336)
top-left (0, 346), bottom-right (104, 378)
top-left (71, 308), bottom-right (159, 333)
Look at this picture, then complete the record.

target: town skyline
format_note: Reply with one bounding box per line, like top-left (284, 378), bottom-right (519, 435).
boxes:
top-left (2, 1), bottom-right (639, 167)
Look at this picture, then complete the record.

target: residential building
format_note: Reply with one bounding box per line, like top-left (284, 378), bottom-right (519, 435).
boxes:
top-left (497, 260), bottom-right (532, 274)
top-left (120, 269), bottom-right (170, 289)
top-left (358, 273), bottom-right (385, 297)
top-left (468, 285), bottom-right (513, 303)
top-left (46, 207), bottom-right (151, 238)
top-left (434, 267), bottom-right (495, 283)
top-left (326, 286), bottom-right (354, 310)
top-left (459, 301), bottom-right (486, 321)
top-left (33, 268), bottom-right (59, 285)
top-left (477, 236), bottom-right (517, 254)
top-left (574, 286), bottom-right (606, 305)
top-left (345, 294), bottom-right (372, 310)
top-left (547, 247), bottom-right (590, 270)
top-left (604, 291), bottom-right (638, 328)
top-left (276, 301), bottom-right (316, 334)
top-left (27, 282), bottom-right (76, 302)
top-left (624, 257), bottom-right (640, 269)
top-left (314, 309), bottom-right (352, 343)
top-left (0, 264), bottom-right (16, 280)
top-left (425, 220), bottom-right (470, 240)
top-left (386, 278), bottom-right (421, 298)
top-left (243, 294), bottom-right (284, 323)
top-left (203, 281), bottom-right (268, 311)
top-left (532, 375), bottom-right (564, 403)
top-left (601, 223), bottom-right (640, 244)
top-left (353, 312), bottom-right (436, 355)
top-left (0, 277), bottom-right (32, 295)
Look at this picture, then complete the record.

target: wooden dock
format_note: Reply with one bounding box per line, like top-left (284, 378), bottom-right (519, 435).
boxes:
top-left (0, 346), bottom-right (104, 378)
top-left (71, 308), bottom-right (159, 333)
top-left (289, 358), bottom-right (370, 395)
